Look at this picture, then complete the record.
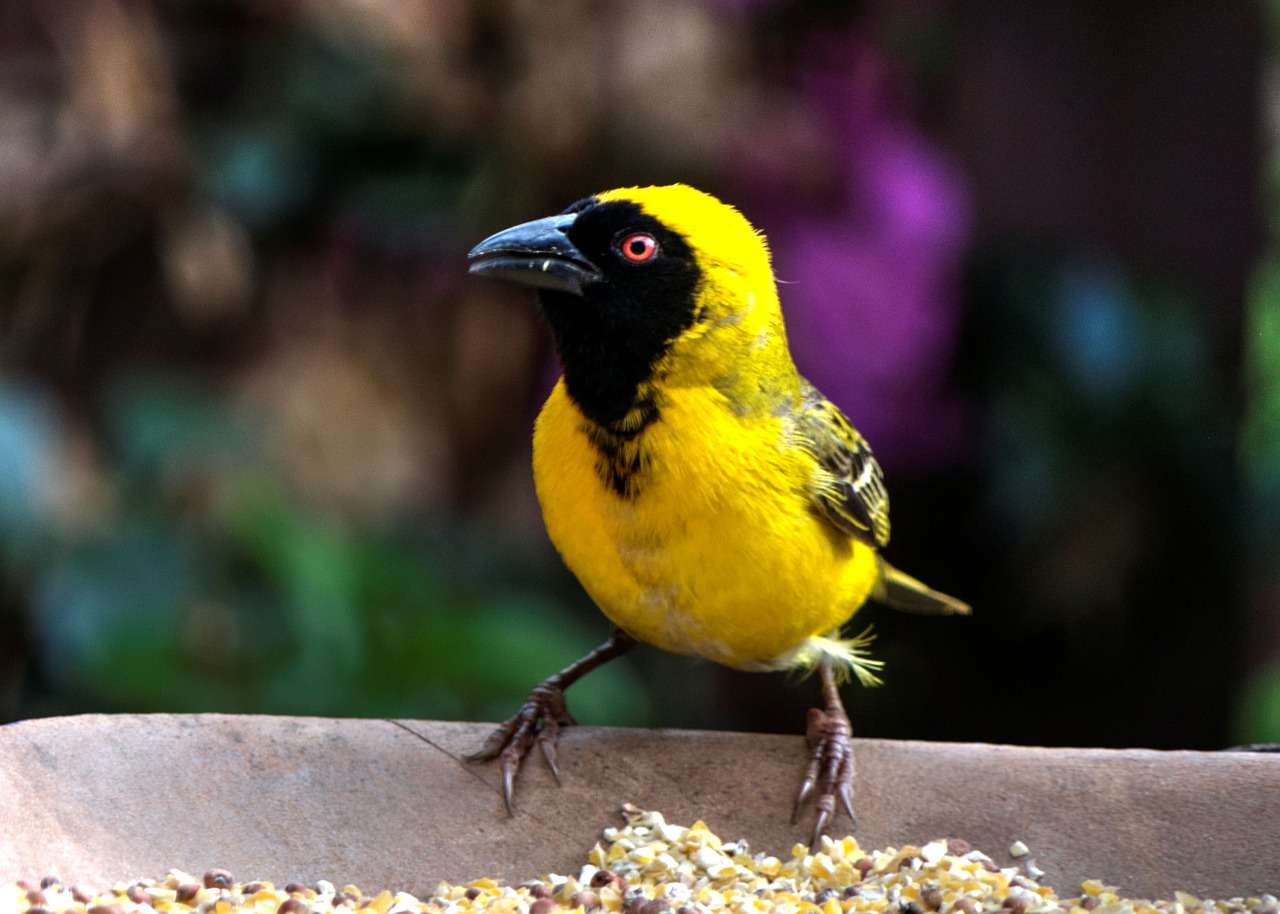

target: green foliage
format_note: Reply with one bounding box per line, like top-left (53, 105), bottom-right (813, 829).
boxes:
top-left (969, 251), bottom-right (1234, 545)
top-left (1234, 661), bottom-right (1280, 745)
top-left (2, 374), bottom-right (650, 726)
top-left (1243, 256), bottom-right (1280, 504)
top-left (192, 28), bottom-right (478, 242)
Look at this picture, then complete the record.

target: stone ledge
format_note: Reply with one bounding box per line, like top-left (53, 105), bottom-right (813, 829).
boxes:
top-left (1, 715), bottom-right (1277, 898)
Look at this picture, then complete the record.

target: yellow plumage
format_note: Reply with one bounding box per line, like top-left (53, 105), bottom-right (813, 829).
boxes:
top-left (533, 185), bottom-right (942, 676)
top-left (467, 182), bottom-right (968, 837)
top-left (533, 368), bottom-right (881, 673)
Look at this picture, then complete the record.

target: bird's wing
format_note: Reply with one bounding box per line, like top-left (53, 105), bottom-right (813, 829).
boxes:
top-left (794, 381), bottom-right (890, 549)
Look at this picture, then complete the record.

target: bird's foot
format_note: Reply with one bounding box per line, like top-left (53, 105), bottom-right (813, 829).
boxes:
top-left (468, 630), bottom-right (637, 815)
top-left (467, 681), bottom-right (576, 814)
top-left (792, 702), bottom-right (856, 848)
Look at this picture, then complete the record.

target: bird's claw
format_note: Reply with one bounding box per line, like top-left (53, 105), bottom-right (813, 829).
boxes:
top-left (793, 704), bottom-right (856, 848)
top-left (468, 682), bottom-right (576, 814)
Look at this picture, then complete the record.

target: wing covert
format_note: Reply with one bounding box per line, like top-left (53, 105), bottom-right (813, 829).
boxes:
top-left (794, 382), bottom-right (890, 548)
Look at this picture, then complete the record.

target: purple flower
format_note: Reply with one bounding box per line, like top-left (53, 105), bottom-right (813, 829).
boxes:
top-left (734, 31), bottom-right (972, 473)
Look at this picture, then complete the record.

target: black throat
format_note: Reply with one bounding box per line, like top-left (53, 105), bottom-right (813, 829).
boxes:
top-left (535, 200), bottom-right (702, 429)
top-left (538, 288), bottom-right (674, 430)
top-left (534, 198), bottom-right (702, 496)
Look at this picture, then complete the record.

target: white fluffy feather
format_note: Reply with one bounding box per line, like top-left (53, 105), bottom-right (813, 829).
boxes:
top-left (784, 626), bottom-right (884, 687)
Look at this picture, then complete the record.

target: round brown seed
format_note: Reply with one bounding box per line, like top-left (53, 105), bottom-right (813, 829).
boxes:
top-left (203, 871), bottom-right (234, 891)
top-left (127, 886), bottom-right (150, 905)
top-left (590, 871), bottom-right (626, 892)
top-left (1002, 894), bottom-right (1030, 914)
top-left (175, 884), bottom-right (200, 904)
top-left (529, 898), bottom-right (559, 914)
top-left (921, 885), bottom-right (944, 910)
top-left (277, 898), bottom-right (309, 914)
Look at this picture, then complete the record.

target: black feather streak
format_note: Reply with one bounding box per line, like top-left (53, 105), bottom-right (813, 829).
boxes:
top-left (583, 398), bottom-right (660, 498)
top-left (537, 198), bottom-right (702, 498)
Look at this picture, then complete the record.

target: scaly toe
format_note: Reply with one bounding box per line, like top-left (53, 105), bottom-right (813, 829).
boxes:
top-left (795, 704), bottom-right (856, 844)
top-left (469, 683), bottom-right (574, 814)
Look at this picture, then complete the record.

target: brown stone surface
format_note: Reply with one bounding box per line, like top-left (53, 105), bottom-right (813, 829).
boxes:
top-left (0, 715), bottom-right (1277, 899)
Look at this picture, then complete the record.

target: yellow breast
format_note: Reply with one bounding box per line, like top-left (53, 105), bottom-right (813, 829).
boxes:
top-left (531, 378), bottom-right (880, 671)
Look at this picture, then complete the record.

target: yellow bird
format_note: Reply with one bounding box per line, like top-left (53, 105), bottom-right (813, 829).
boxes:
top-left (467, 184), bottom-right (968, 842)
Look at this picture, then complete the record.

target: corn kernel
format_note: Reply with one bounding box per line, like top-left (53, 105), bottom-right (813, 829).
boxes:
top-left (7, 811), bottom-right (1266, 914)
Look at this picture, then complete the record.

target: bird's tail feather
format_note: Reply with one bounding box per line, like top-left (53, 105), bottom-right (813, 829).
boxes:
top-left (874, 560), bottom-right (971, 616)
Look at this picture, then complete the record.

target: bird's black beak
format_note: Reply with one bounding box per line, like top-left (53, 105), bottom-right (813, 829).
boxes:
top-left (467, 212), bottom-right (601, 296)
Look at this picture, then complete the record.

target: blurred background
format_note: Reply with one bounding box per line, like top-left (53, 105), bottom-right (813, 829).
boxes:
top-left (1, 0), bottom-right (1276, 751)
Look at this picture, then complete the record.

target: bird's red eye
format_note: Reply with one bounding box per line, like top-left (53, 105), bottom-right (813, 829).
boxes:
top-left (619, 232), bottom-right (658, 263)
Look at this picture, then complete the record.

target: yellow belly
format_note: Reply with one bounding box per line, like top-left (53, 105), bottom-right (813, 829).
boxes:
top-left (531, 379), bottom-right (880, 671)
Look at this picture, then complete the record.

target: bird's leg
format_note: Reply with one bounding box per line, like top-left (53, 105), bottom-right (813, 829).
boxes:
top-left (468, 627), bottom-right (636, 814)
top-left (792, 658), bottom-right (857, 847)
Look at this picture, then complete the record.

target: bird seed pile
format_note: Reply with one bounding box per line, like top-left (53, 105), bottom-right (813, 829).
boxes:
top-left (3, 808), bottom-right (1275, 914)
